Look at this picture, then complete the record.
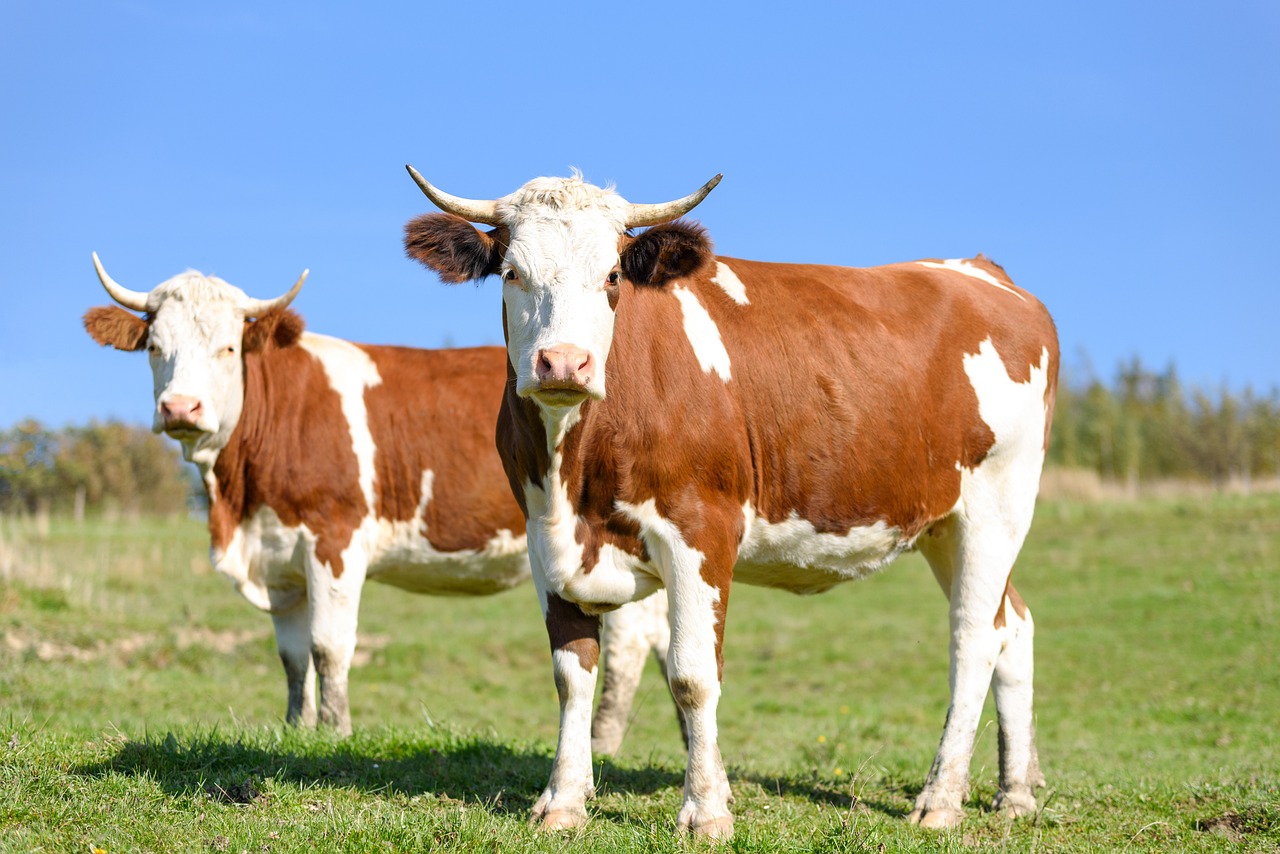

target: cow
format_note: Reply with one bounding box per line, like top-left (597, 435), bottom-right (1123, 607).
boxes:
top-left (82, 254), bottom-right (676, 747)
top-left (402, 168), bottom-right (1059, 838)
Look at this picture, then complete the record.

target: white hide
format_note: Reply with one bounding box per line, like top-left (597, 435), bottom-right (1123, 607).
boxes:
top-left (672, 285), bottom-right (733, 380)
top-left (736, 507), bottom-right (909, 594)
top-left (918, 259), bottom-right (1027, 302)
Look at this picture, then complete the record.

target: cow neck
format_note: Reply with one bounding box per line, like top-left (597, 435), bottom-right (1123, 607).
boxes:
top-left (201, 349), bottom-right (272, 546)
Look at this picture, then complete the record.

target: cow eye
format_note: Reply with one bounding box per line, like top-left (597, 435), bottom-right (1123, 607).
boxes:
top-left (606, 271), bottom-right (621, 286)
top-left (503, 268), bottom-right (519, 282)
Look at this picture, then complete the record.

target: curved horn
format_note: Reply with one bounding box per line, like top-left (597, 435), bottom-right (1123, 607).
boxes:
top-left (92, 252), bottom-right (151, 312)
top-left (240, 269), bottom-right (309, 318)
top-left (624, 173), bottom-right (723, 228)
top-left (405, 165), bottom-right (502, 225)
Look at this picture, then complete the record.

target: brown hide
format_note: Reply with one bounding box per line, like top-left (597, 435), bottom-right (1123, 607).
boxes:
top-left (209, 323), bottom-right (522, 576)
top-left (499, 251), bottom-right (1059, 601)
top-left (363, 344), bottom-right (526, 551)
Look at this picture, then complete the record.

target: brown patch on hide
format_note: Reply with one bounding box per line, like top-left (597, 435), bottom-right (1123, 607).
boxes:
top-left (208, 334), bottom-right (365, 577)
top-left (362, 344), bottom-right (525, 552)
top-left (545, 593), bottom-right (600, 673)
top-left (994, 579), bottom-right (1030, 630)
top-left (83, 306), bottom-right (149, 351)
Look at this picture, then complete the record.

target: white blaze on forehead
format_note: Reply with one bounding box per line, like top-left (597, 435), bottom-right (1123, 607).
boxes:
top-left (672, 285), bottom-right (732, 380)
top-left (919, 259), bottom-right (1026, 302)
top-left (710, 262), bottom-right (749, 305)
top-left (299, 334), bottom-right (383, 509)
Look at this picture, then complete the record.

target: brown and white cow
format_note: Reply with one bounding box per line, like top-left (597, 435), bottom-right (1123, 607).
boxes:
top-left (403, 169), bottom-right (1059, 837)
top-left (82, 254), bottom-right (674, 746)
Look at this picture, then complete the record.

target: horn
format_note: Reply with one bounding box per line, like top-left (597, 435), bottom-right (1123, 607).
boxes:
top-left (405, 165), bottom-right (502, 225)
top-left (240, 269), bottom-right (309, 318)
top-left (624, 173), bottom-right (723, 228)
top-left (92, 252), bottom-right (151, 312)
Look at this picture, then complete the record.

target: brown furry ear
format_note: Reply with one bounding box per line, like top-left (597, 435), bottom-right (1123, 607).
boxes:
top-left (243, 309), bottom-right (305, 354)
top-left (620, 220), bottom-right (714, 287)
top-left (83, 306), bottom-right (150, 351)
top-left (404, 213), bottom-right (506, 283)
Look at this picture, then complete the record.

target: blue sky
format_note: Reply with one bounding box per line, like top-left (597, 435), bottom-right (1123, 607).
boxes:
top-left (2, 2), bottom-right (1277, 427)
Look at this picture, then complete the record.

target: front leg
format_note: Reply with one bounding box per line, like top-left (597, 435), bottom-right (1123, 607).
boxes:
top-left (621, 500), bottom-right (737, 839)
top-left (532, 593), bottom-right (600, 830)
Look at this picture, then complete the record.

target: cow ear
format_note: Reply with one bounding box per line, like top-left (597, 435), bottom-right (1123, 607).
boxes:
top-left (243, 309), bottom-right (305, 354)
top-left (83, 306), bottom-right (149, 351)
top-left (404, 213), bottom-right (506, 283)
top-left (620, 220), bottom-right (714, 287)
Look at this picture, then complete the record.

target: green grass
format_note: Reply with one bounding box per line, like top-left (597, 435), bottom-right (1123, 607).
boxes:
top-left (2, 495), bottom-right (1278, 851)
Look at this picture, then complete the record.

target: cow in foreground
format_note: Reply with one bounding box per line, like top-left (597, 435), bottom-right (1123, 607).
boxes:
top-left (83, 255), bottom-right (673, 746)
top-left (403, 168), bottom-right (1059, 837)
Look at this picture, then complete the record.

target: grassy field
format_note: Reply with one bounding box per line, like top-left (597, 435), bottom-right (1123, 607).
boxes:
top-left (1, 494), bottom-right (1277, 852)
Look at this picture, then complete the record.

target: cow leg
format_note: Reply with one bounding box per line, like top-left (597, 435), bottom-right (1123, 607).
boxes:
top-left (641, 518), bottom-right (735, 840)
top-left (592, 590), bottom-right (686, 755)
top-left (271, 601), bottom-right (317, 727)
top-left (306, 555), bottom-right (365, 737)
top-left (531, 591), bottom-right (601, 830)
top-left (912, 512), bottom-right (1035, 828)
top-left (991, 581), bottom-right (1044, 816)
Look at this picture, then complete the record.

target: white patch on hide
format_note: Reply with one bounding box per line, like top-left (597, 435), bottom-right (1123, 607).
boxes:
top-left (919, 259), bottom-right (1026, 302)
top-left (711, 262), bottom-right (749, 305)
top-left (299, 333), bottom-right (382, 509)
top-left (736, 506), bottom-right (908, 594)
top-left (672, 285), bottom-right (732, 380)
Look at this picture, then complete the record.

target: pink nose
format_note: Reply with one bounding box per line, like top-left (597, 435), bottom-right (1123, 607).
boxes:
top-left (535, 345), bottom-right (594, 389)
top-left (160, 396), bottom-right (204, 430)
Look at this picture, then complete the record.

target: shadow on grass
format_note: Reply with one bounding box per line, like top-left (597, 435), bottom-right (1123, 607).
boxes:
top-left (739, 771), bottom-right (916, 819)
top-left (73, 729), bottom-right (684, 817)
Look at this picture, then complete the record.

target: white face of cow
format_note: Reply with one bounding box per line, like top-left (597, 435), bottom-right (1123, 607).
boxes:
top-left (404, 168), bottom-right (721, 414)
top-left (87, 255), bottom-right (307, 466)
top-left (497, 178), bottom-right (630, 407)
top-left (143, 275), bottom-right (252, 456)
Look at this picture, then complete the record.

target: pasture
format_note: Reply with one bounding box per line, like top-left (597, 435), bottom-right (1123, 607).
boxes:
top-left (2, 494), bottom-right (1277, 852)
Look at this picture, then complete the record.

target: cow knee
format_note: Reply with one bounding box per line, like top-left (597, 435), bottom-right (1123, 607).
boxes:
top-left (668, 673), bottom-right (716, 713)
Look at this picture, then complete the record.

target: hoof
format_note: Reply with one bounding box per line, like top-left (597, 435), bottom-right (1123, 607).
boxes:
top-left (687, 815), bottom-right (735, 840)
top-left (535, 809), bottom-right (587, 831)
top-left (908, 806), bottom-right (965, 829)
top-left (992, 787), bottom-right (1038, 819)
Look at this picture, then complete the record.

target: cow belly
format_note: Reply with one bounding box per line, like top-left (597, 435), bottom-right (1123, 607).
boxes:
top-left (734, 509), bottom-right (911, 595)
top-left (365, 518), bottom-right (531, 596)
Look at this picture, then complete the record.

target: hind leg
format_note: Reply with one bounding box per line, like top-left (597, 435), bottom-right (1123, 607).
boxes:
top-left (991, 582), bottom-right (1044, 816)
top-left (912, 510), bottom-right (1040, 828)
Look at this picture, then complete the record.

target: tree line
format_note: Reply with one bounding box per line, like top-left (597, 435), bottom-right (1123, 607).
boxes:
top-left (0, 420), bottom-right (194, 518)
top-left (2, 358), bottom-right (1278, 517)
top-left (1048, 358), bottom-right (1280, 488)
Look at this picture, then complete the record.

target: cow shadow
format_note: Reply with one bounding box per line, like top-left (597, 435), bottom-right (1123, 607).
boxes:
top-left (74, 730), bottom-right (684, 817)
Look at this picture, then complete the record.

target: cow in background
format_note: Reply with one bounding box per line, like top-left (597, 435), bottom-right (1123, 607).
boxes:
top-left (403, 169), bottom-right (1058, 837)
top-left (83, 254), bottom-right (675, 745)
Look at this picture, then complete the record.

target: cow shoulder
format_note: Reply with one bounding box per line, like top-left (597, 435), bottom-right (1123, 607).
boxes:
top-left (404, 213), bottom-right (506, 283)
top-left (83, 306), bottom-right (149, 351)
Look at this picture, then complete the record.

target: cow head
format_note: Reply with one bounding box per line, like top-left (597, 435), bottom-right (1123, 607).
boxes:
top-left (83, 253), bottom-right (307, 464)
top-left (404, 168), bottom-right (720, 410)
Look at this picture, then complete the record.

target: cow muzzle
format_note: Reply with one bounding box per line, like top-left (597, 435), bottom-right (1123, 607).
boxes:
top-left (530, 345), bottom-right (598, 406)
top-left (159, 395), bottom-right (208, 438)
